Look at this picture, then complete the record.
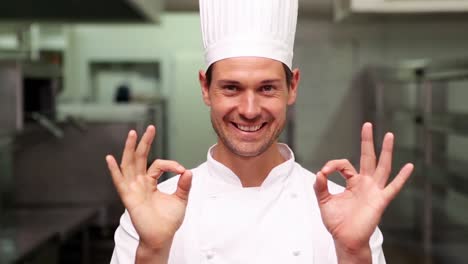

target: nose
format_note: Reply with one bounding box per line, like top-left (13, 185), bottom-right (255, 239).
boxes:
top-left (237, 90), bottom-right (261, 120)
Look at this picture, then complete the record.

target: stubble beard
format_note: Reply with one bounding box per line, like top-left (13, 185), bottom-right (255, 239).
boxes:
top-left (210, 111), bottom-right (285, 158)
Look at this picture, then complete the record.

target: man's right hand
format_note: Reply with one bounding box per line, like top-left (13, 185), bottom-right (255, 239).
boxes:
top-left (106, 125), bottom-right (192, 252)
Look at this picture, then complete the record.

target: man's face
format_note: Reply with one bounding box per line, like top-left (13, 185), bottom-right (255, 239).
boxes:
top-left (199, 57), bottom-right (299, 157)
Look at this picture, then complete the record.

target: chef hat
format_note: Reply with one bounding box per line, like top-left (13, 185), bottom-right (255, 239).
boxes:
top-left (199, 0), bottom-right (298, 70)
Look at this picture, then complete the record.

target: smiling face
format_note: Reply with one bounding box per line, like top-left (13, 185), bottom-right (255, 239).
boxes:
top-left (199, 57), bottom-right (299, 158)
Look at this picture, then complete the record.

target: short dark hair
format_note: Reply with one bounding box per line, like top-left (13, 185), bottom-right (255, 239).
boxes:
top-left (205, 62), bottom-right (293, 88)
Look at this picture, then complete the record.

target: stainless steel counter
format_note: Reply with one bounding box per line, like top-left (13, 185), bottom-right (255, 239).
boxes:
top-left (0, 207), bottom-right (98, 264)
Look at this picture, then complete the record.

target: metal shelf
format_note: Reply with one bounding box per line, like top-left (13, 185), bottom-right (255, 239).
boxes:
top-left (391, 109), bottom-right (468, 137)
top-left (394, 147), bottom-right (468, 196)
top-left (361, 56), bottom-right (468, 264)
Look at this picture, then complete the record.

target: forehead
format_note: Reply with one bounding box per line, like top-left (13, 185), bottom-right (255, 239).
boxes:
top-left (211, 57), bottom-right (285, 81)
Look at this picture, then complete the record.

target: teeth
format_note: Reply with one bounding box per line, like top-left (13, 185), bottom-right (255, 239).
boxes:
top-left (236, 124), bottom-right (262, 132)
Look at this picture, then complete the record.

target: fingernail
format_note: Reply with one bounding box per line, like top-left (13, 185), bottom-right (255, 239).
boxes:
top-left (177, 165), bottom-right (185, 171)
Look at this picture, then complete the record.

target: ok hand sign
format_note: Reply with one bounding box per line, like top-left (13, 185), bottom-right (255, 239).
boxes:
top-left (314, 123), bottom-right (414, 260)
top-left (106, 125), bottom-right (192, 251)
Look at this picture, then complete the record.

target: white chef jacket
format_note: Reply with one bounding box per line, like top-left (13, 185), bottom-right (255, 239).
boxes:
top-left (111, 144), bottom-right (386, 264)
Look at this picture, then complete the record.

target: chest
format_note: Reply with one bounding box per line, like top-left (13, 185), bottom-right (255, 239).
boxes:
top-left (170, 183), bottom-right (336, 264)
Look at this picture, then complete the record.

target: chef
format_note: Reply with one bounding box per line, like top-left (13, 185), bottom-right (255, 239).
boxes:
top-left (107, 0), bottom-right (414, 263)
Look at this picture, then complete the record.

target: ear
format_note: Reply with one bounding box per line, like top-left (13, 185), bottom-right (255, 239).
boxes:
top-left (287, 68), bottom-right (300, 105)
top-left (199, 70), bottom-right (211, 106)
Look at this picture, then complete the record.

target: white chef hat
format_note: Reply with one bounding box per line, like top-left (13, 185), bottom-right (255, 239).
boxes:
top-left (199, 0), bottom-right (298, 70)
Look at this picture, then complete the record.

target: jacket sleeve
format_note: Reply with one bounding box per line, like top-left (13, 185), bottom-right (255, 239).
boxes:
top-left (370, 227), bottom-right (386, 264)
top-left (110, 210), bottom-right (140, 264)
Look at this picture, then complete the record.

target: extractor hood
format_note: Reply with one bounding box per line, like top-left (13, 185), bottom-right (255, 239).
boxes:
top-left (0, 0), bottom-right (163, 23)
top-left (335, 0), bottom-right (468, 20)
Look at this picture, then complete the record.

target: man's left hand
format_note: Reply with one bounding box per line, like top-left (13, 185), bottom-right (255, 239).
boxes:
top-left (314, 122), bottom-right (414, 263)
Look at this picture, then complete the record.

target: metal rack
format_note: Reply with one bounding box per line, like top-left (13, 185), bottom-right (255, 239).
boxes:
top-left (358, 58), bottom-right (468, 264)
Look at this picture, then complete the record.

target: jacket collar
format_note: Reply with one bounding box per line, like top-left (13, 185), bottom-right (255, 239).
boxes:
top-left (205, 143), bottom-right (295, 190)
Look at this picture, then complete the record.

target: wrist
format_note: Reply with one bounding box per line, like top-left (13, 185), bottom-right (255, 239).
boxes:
top-left (334, 241), bottom-right (371, 264)
top-left (136, 240), bottom-right (173, 264)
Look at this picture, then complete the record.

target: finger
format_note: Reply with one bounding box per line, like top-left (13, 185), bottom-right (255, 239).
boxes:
top-left (314, 171), bottom-right (331, 203)
top-left (374, 133), bottom-right (394, 187)
top-left (120, 130), bottom-right (138, 178)
top-left (383, 163), bottom-right (414, 202)
top-left (106, 155), bottom-right (125, 192)
top-left (175, 170), bottom-right (193, 201)
top-left (135, 125), bottom-right (156, 175)
top-left (147, 159), bottom-right (186, 182)
top-left (321, 159), bottom-right (358, 180)
top-left (360, 122), bottom-right (376, 176)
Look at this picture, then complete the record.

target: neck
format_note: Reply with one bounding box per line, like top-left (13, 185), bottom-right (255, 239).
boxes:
top-left (212, 142), bottom-right (286, 187)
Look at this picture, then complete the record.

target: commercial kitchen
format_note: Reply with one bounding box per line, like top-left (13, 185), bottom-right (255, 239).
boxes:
top-left (1, 0), bottom-right (468, 263)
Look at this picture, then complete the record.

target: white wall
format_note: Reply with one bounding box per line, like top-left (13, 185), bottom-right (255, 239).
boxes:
top-left (169, 51), bottom-right (213, 167)
top-left (61, 13), bottom-right (203, 101)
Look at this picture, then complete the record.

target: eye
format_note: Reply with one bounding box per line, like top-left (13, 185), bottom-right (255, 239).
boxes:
top-left (221, 85), bottom-right (239, 95)
top-left (224, 85), bottom-right (238, 91)
top-left (260, 85), bottom-right (275, 93)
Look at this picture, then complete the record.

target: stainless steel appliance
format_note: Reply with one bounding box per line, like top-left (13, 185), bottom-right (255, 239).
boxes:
top-left (0, 61), bottom-right (21, 216)
top-left (0, 61), bottom-right (22, 135)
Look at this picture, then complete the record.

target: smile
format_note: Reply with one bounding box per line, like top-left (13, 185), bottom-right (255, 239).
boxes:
top-left (233, 122), bottom-right (266, 132)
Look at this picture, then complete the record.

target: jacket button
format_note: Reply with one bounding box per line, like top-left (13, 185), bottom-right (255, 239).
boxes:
top-left (206, 251), bottom-right (215, 260)
top-left (292, 250), bottom-right (301, 256)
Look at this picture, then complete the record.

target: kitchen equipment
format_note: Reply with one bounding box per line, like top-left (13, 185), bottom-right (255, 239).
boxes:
top-left (0, 61), bottom-right (22, 136)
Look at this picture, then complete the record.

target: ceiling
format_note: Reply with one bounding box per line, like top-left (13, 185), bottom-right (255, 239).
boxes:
top-left (0, 0), bottom-right (160, 22)
top-left (165, 0), bottom-right (334, 16)
top-left (0, 0), bottom-right (333, 23)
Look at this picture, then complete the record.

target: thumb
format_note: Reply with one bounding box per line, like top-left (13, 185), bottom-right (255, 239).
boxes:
top-left (175, 170), bottom-right (192, 201)
top-left (314, 171), bottom-right (331, 203)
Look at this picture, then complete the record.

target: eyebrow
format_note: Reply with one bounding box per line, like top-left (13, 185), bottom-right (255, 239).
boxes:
top-left (216, 79), bottom-right (282, 85)
top-left (217, 80), bottom-right (241, 86)
top-left (260, 79), bottom-right (282, 84)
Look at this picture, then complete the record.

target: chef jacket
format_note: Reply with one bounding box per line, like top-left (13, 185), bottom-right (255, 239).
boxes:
top-left (111, 144), bottom-right (386, 263)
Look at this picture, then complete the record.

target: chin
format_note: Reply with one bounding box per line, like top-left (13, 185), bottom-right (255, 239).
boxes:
top-left (227, 141), bottom-right (272, 158)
